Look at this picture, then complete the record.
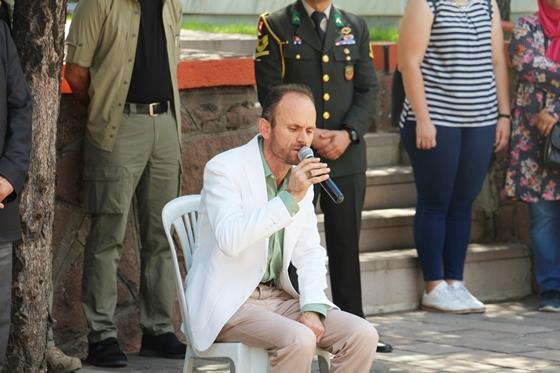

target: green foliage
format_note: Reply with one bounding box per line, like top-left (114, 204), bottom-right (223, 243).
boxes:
top-left (182, 22), bottom-right (257, 36)
top-left (182, 22), bottom-right (398, 42)
top-left (369, 27), bottom-right (398, 42)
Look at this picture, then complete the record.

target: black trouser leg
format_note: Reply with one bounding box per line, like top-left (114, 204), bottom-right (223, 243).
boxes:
top-left (320, 173), bottom-right (366, 317)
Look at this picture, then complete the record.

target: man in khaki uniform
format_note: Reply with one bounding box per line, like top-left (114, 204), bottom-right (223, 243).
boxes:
top-left (65, 0), bottom-right (185, 367)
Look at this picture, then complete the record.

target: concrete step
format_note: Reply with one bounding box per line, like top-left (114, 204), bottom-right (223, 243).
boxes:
top-left (318, 208), bottom-right (486, 253)
top-left (354, 242), bottom-right (532, 315)
top-left (364, 132), bottom-right (401, 168)
top-left (180, 30), bottom-right (255, 56)
top-left (365, 165), bottom-right (416, 210)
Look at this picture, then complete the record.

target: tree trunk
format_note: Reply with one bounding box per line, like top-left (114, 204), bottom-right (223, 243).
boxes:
top-left (5, 1), bottom-right (67, 371)
top-left (497, 0), bottom-right (511, 21)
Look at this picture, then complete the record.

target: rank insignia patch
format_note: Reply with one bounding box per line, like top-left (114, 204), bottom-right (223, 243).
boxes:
top-left (256, 34), bottom-right (270, 57)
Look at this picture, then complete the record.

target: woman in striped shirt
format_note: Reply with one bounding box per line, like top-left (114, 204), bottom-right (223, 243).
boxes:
top-left (398, 0), bottom-right (511, 313)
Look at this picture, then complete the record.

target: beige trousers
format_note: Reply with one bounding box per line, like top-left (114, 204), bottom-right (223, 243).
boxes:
top-left (217, 284), bottom-right (378, 373)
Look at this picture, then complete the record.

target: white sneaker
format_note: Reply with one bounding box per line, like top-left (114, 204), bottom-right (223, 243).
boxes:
top-left (449, 281), bottom-right (486, 313)
top-left (421, 281), bottom-right (470, 313)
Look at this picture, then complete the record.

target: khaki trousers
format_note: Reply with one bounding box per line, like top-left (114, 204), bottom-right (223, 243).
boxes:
top-left (217, 284), bottom-right (378, 373)
top-left (81, 109), bottom-right (180, 343)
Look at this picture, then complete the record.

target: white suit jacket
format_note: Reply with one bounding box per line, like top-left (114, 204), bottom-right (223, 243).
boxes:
top-left (185, 135), bottom-right (335, 351)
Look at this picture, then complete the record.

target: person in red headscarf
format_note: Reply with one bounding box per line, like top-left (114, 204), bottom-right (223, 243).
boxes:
top-left (503, 0), bottom-right (560, 312)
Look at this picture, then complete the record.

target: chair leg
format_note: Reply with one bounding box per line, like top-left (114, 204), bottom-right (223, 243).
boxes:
top-left (185, 347), bottom-right (196, 373)
top-left (317, 348), bottom-right (331, 373)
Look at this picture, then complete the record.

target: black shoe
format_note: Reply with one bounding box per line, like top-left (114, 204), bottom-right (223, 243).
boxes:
top-left (376, 340), bottom-right (393, 353)
top-left (86, 337), bottom-right (128, 367)
top-left (139, 332), bottom-right (186, 359)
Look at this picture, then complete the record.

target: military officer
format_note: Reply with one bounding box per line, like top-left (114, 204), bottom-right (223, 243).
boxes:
top-left (254, 0), bottom-right (392, 353)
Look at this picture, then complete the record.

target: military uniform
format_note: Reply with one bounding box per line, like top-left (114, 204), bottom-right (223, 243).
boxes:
top-left (255, 0), bottom-right (378, 317)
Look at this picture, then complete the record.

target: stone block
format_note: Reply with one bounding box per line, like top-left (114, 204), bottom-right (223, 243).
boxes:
top-left (180, 86), bottom-right (259, 135)
top-left (365, 133), bottom-right (400, 168)
top-left (374, 71), bottom-right (394, 132)
top-left (181, 128), bottom-right (257, 195)
top-left (56, 96), bottom-right (87, 205)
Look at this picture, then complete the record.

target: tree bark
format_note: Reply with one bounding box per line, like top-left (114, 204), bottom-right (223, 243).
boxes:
top-left (497, 0), bottom-right (511, 21)
top-left (5, 1), bottom-right (67, 371)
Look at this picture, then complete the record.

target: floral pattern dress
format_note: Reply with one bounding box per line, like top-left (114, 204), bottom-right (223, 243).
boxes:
top-left (503, 15), bottom-right (560, 202)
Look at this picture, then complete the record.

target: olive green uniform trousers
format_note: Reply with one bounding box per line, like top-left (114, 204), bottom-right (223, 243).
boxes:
top-left (81, 108), bottom-right (180, 343)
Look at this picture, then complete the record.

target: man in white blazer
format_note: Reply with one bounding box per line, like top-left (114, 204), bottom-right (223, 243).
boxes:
top-left (185, 84), bottom-right (377, 372)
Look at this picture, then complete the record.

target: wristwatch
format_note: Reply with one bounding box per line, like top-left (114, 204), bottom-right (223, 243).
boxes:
top-left (343, 127), bottom-right (359, 144)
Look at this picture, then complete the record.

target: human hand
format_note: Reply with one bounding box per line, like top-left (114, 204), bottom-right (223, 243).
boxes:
top-left (288, 158), bottom-right (330, 202)
top-left (316, 130), bottom-right (351, 160)
top-left (537, 109), bottom-right (558, 137)
top-left (297, 312), bottom-right (325, 343)
top-left (416, 120), bottom-right (437, 150)
top-left (494, 117), bottom-right (511, 153)
top-left (0, 176), bottom-right (14, 209)
top-left (311, 128), bottom-right (331, 152)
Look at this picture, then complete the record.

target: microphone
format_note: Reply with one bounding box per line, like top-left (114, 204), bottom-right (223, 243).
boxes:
top-left (298, 146), bottom-right (344, 204)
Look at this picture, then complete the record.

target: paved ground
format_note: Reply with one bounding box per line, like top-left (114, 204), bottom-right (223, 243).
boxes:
top-left (80, 296), bottom-right (560, 372)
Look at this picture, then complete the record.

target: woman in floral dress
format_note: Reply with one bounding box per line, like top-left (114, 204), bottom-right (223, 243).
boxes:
top-left (504, 0), bottom-right (560, 312)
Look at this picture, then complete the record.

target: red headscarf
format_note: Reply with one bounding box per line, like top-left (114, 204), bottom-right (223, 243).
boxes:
top-left (538, 0), bottom-right (560, 63)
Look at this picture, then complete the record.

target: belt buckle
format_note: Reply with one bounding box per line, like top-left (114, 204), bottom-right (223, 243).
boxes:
top-left (148, 103), bottom-right (158, 118)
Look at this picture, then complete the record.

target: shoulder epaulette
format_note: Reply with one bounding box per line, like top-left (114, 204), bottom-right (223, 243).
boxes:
top-left (256, 11), bottom-right (287, 78)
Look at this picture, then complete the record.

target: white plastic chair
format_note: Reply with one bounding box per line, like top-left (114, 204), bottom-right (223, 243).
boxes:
top-left (162, 194), bottom-right (331, 373)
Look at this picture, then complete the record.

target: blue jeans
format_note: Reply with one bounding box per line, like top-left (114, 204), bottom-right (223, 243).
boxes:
top-left (401, 123), bottom-right (495, 281)
top-left (529, 201), bottom-right (560, 294)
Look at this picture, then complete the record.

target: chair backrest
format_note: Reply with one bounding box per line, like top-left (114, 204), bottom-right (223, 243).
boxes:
top-left (161, 194), bottom-right (201, 346)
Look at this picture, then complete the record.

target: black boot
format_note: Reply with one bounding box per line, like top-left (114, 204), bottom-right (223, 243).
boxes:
top-left (139, 332), bottom-right (187, 359)
top-left (86, 337), bottom-right (128, 367)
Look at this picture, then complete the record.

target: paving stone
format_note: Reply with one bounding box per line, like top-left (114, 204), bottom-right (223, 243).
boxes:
top-left (504, 331), bottom-right (560, 349)
top-left (447, 351), bottom-right (560, 371)
top-left (412, 357), bottom-right (500, 372)
top-left (444, 329), bottom-right (517, 340)
top-left (428, 334), bottom-right (541, 354)
top-left (520, 349), bottom-right (560, 363)
top-left (397, 342), bottom-right (470, 355)
top-left (412, 312), bottom-right (552, 334)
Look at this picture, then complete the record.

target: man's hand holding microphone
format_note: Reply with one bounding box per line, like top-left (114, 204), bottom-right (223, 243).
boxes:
top-left (288, 152), bottom-right (330, 203)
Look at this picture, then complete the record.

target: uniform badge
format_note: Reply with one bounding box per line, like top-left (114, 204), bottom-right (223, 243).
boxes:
top-left (341, 27), bottom-right (352, 35)
top-left (334, 13), bottom-right (344, 27)
top-left (292, 35), bottom-right (303, 45)
top-left (255, 34), bottom-right (270, 57)
top-left (344, 65), bottom-right (354, 81)
top-left (335, 34), bottom-right (356, 46)
top-left (291, 9), bottom-right (301, 26)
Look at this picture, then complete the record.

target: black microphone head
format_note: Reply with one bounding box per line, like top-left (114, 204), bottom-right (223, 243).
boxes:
top-left (298, 146), bottom-right (314, 161)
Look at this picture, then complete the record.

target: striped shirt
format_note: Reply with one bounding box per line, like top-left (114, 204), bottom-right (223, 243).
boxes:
top-left (400, 0), bottom-right (498, 128)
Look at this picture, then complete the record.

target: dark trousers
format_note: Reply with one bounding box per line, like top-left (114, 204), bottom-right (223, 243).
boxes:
top-left (317, 173), bottom-right (366, 317)
top-left (0, 241), bottom-right (12, 370)
top-left (400, 123), bottom-right (494, 281)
